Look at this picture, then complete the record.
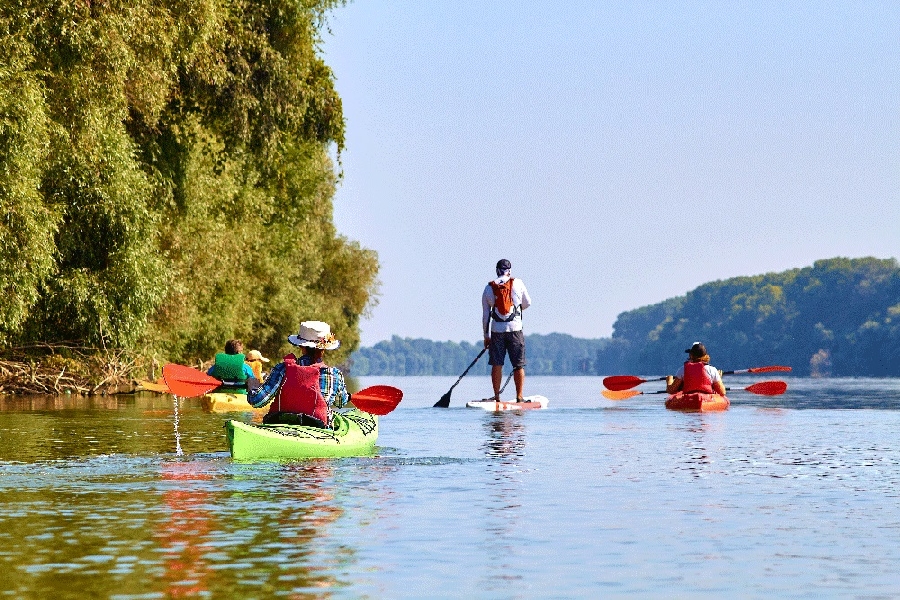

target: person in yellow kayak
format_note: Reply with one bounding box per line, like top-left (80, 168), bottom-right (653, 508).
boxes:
top-left (247, 321), bottom-right (350, 428)
top-left (244, 349), bottom-right (270, 380)
top-left (666, 341), bottom-right (727, 396)
top-left (483, 259), bottom-right (532, 401)
top-left (206, 339), bottom-right (254, 395)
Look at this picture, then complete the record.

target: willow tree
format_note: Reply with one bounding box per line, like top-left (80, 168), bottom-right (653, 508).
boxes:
top-left (0, 0), bottom-right (377, 364)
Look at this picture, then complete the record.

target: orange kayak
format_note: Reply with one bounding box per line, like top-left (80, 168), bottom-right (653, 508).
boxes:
top-left (665, 391), bottom-right (730, 412)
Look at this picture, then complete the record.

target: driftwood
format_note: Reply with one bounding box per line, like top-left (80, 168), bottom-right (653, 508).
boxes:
top-left (0, 343), bottom-right (147, 396)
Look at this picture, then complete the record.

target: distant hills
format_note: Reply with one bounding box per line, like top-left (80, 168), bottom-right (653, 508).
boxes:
top-left (349, 257), bottom-right (900, 377)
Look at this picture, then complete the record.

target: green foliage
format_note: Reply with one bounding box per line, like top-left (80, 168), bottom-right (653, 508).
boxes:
top-left (0, 0), bottom-right (376, 363)
top-left (599, 257), bottom-right (900, 376)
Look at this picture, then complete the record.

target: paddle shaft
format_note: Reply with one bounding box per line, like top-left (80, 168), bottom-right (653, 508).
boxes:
top-left (603, 380), bottom-right (787, 400)
top-left (604, 365), bottom-right (792, 391)
top-left (433, 347), bottom-right (487, 407)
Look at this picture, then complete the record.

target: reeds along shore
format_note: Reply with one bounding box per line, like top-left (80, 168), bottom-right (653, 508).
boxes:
top-left (0, 344), bottom-right (172, 396)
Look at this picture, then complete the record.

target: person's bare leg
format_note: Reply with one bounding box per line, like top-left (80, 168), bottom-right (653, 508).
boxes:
top-left (491, 365), bottom-right (503, 400)
top-left (514, 367), bottom-right (525, 400)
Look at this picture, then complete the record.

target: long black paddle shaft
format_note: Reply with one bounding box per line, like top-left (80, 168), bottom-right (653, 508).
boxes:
top-left (434, 347), bottom-right (487, 408)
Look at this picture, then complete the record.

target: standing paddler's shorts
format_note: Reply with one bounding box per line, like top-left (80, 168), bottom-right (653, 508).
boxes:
top-left (488, 331), bottom-right (526, 368)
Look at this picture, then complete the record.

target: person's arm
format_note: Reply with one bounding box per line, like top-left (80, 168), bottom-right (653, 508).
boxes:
top-left (666, 376), bottom-right (682, 394)
top-left (517, 280), bottom-right (531, 311)
top-left (710, 367), bottom-right (727, 396)
top-left (323, 367), bottom-right (350, 407)
top-left (482, 285), bottom-right (493, 348)
top-left (247, 362), bottom-right (285, 408)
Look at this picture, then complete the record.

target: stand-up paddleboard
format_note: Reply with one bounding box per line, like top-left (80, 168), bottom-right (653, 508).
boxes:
top-left (465, 395), bottom-right (549, 411)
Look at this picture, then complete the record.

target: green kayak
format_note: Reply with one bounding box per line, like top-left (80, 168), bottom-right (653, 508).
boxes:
top-left (225, 409), bottom-right (378, 460)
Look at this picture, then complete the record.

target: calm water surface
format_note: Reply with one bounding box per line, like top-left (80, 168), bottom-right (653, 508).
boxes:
top-left (1, 376), bottom-right (900, 598)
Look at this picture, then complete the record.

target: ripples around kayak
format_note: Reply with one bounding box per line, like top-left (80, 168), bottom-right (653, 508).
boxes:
top-left (0, 376), bottom-right (899, 597)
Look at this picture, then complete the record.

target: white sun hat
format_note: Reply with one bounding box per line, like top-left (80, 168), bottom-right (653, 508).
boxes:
top-left (287, 321), bottom-right (341, 350)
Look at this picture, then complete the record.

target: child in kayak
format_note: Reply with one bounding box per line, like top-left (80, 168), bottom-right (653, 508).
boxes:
top-left (666, 342), bottom-right (727, 396)
top-left (244, 349), bottom-right (270, 380)
top-left (247, 321), bottom-right (350, 428)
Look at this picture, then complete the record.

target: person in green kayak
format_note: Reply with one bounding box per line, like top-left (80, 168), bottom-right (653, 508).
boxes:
top-left (483, 259), bottom-right (532, 401)
top-left (207, 339), bottom-right (254, 395)
top-left (666, 341), bottom-right (727, 396)
top-left (247, 321), bottom-right (350, 428)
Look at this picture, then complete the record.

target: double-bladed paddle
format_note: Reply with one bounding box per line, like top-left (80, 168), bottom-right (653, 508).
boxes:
top-left (603, 365), bottom-right (792, 391)
top-left (161, 363), bottom-right (403, 415)
top-left (434, 347), bottom-right (487, 408)
top-left (602, 380), bottom-right (788, 400)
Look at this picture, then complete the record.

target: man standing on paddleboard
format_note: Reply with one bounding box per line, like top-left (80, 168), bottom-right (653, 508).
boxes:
top-left (483, 259), bottom-right (532, 401)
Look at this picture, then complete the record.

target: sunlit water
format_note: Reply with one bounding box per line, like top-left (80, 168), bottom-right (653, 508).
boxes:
top-left (1, 376), bottom-right (900, 597)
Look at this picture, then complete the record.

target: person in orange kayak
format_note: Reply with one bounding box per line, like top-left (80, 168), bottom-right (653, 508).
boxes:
top-left (247, 321), bottom-right (350, 428)
top-left (666, 341), bottom-right (727, 396)
top-left (483, 259), bottom-right (532, 401)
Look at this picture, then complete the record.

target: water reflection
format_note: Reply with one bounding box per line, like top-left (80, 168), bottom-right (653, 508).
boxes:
top-left (482, 412), bottom-right (527, 462)
top-left (480, 412), bottom-right (528, 587)
top-left (671, 417), bottom-right (727, 479)
top-left (158, 460), bottom-right (213, 597)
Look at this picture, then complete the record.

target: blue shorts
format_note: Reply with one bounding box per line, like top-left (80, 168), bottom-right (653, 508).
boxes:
top-left (488, 331), bottom-right (526, 368)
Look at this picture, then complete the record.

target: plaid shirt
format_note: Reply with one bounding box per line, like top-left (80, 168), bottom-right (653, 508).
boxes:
top-left (247, 355), bottom-right (350, 420)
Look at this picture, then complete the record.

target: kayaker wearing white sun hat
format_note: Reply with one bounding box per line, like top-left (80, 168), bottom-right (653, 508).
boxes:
top-left (247, 321), bottom-right (350, 428)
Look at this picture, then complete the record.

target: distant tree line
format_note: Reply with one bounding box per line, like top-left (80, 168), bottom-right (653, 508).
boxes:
top-left (349, 333), bottom-right (617, 376)
top-left (0, 1), bottom-right (376, 368)
top-left (352, 257), bottom-right (900, 377)
top-left (599, 257), bottom-right (900, 377)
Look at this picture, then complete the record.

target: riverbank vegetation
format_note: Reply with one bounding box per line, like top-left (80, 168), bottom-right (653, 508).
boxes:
top-left (0, 0), bottom-right (377, 392)
top-left (351, 258), bottom-right (900, 377)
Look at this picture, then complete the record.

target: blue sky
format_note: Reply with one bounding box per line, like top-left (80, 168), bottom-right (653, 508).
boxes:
top-left (322, 1), bottom-right (900, 346)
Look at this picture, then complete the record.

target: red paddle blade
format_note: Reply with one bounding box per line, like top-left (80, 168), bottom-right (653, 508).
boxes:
top-left (351, 385), bottom-right (403, 416)
top-left (745, 380), bottom-right (788, 396)
top-left (747, 366), bottom-right (792, 373)
top-left (603, 375), bottom-right (648, 391)
top-left (162, 364), bottom-right (222, 398)
top-left (602, 389), bottom-right (643, 400)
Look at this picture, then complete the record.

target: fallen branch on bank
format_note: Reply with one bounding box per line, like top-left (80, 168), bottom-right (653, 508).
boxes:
top-left (0, 343), bottom-right (148, 396)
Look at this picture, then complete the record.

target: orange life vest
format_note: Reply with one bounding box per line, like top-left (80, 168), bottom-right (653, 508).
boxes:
top-left (269, 354), bottom-right (329, 424)
top-left (489, 278), bottom-right (520, 322)
top-left (682, 361), bottom-right (714, 394)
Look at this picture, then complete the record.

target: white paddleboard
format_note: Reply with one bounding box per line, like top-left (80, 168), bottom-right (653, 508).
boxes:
top-left (465, 395), bottom-right (549, 411)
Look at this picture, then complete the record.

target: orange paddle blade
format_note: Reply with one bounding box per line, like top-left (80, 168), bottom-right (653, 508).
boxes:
top-left (351, 385), bottom-right (403, 415)
top-left (137, 378), bottom-right (171, 393)
top-left (744, 380), bottom-right (788, 396)
top-left (162, 364), bottom-right (221, 398)
top-left (602, 389), bottom-right (643, 400)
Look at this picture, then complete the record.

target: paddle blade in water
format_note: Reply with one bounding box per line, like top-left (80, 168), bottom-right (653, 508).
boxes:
top-left (747, 366), bottom-right (792, 373)
top-left (745, 380), bottom-right (788, 396)
top-left (602, 389), bottom-right (642, 400)
top-left (351, 385), bottom-right (403, 416)
top-left (603, 375), bottom-right (648, 391)
top-left (162, 364), bottom-right (221, 398)
top-left (433, 391), bottom-right (451, 408)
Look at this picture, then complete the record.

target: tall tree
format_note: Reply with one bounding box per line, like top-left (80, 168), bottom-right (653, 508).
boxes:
top-left (0, 0), bottom-right (377, 363)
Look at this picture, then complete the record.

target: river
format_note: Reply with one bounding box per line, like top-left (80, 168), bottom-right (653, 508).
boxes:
top-left (0, 376), bottom-right (899, 597)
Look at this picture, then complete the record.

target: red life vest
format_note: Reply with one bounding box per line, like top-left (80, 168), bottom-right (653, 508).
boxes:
top-left (489, 278), bottom-right (519, 322)
top-left (269, 354), bottom-right (329, 424)
top-left (682, 361), bottom-right (714, 394)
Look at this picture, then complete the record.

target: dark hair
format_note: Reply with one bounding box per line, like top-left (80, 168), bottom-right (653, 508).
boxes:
top-left (225, 339), bottom-right (244, 354)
